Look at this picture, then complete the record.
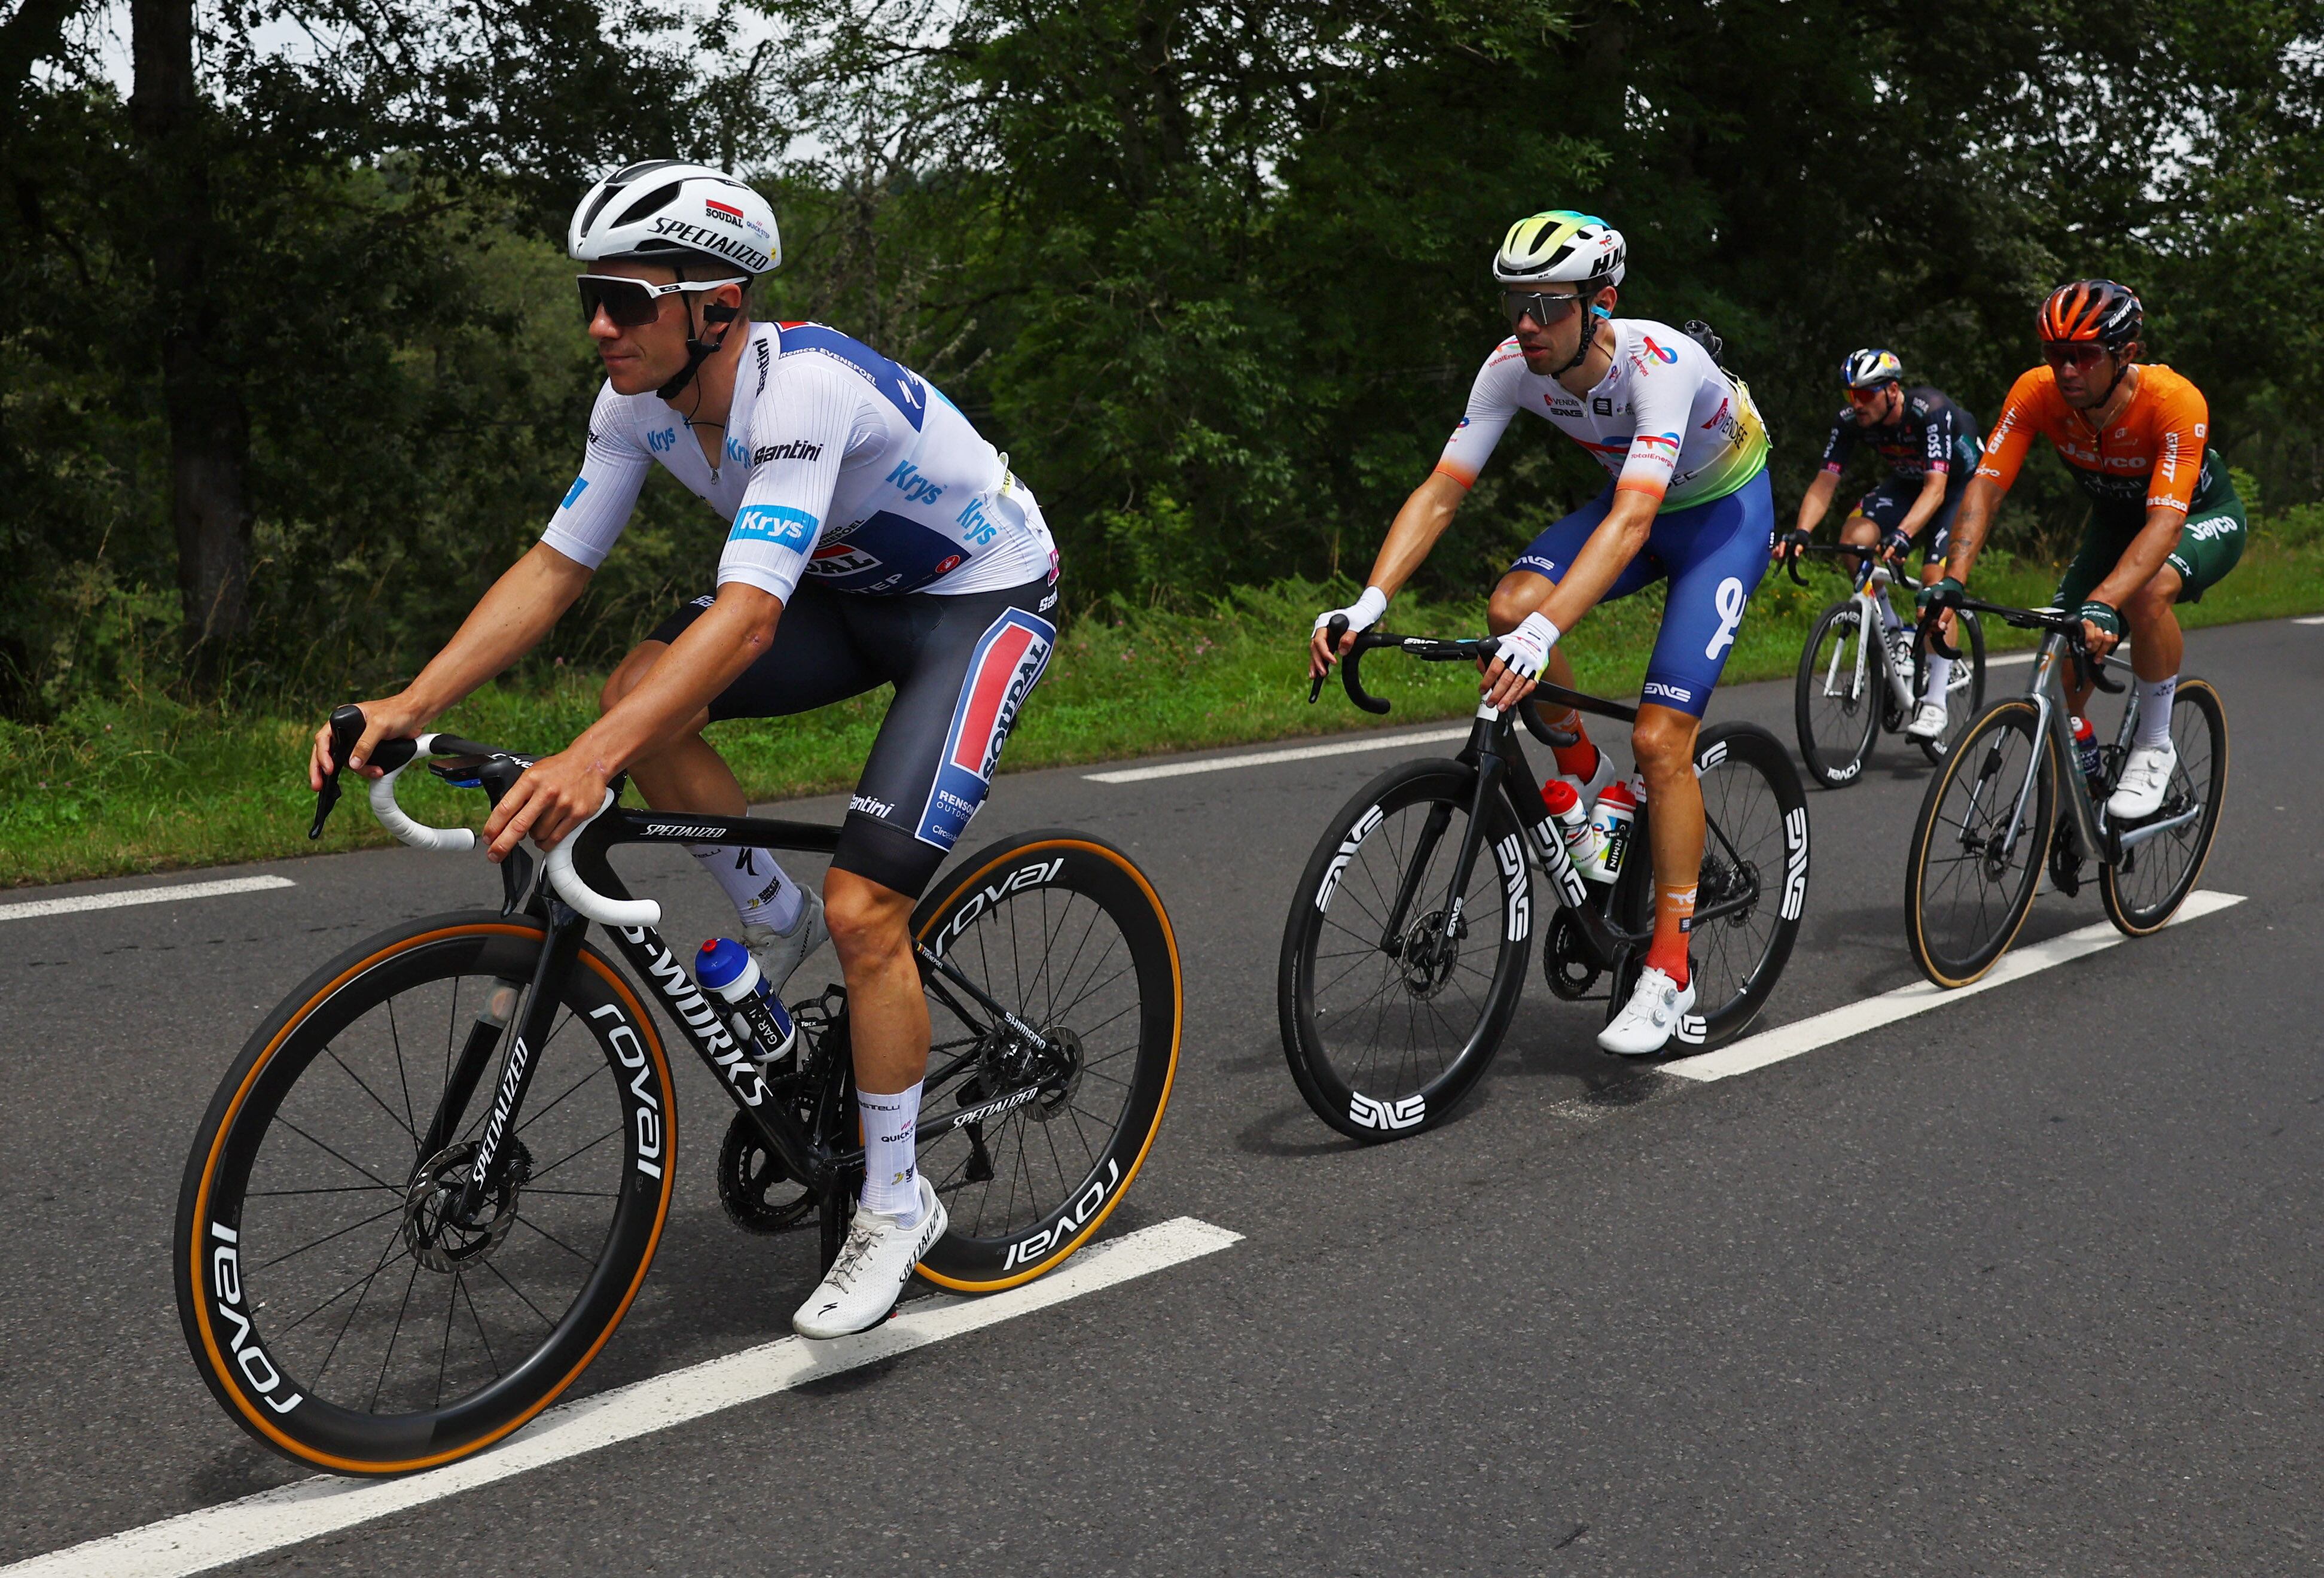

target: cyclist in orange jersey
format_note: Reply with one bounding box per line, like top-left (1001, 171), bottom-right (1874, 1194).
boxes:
top-left (1920, 279), bottom-right (2246, 820)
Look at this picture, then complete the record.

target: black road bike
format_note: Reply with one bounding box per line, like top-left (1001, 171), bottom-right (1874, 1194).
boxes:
top-left (175, 708), bottom-right (1181, 1475)
top-left (1277, 625), bottom-right (1810, 1143)
top-left (1903, 593), bottom-right (2228, 988)
top-left (1784, 540), bottom-right (1986, 786)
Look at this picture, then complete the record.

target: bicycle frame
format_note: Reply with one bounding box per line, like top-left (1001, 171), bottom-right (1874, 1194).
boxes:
top-left (1812, 560), bottom-right (1916, 716)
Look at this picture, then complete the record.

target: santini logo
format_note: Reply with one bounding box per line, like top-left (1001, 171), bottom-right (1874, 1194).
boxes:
top-left (752, 440), bottom-right (824, 465)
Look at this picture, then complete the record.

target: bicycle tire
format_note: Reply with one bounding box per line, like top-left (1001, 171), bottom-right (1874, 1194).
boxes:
top-left (2100, 677), bottom-right (2228, 936)
top-left (1905, 699), bottom-right (2057, 987)
top-left (1914, 609), bottom-right (1988, 765)
top-left (174, 911), bottom-right (676, 1475)
top-left (1277, 758), bottom-right (1530, 1142)
top-left (1602, 723), bottom-right (1809, 1049)
top-left (908, 830), bottom-right (1181, 1291)
top-left (1795, 599), bottom-right (1881, 788)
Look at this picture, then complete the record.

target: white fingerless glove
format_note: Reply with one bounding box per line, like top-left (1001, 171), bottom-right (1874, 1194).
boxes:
top-left (1496, 612), bottom-right (1561, 680)
top-left (1315, 586), bottom-right (1390, 637)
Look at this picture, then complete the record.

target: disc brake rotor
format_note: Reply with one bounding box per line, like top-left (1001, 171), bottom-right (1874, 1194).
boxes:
top-left (402, 1137), bottom-right (530, 1274)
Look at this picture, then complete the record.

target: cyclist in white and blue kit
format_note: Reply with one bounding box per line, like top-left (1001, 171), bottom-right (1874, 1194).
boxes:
top-left (312, 162), bottom-right (1059, 1338)
top-left (1309, 211), bottom-right (1777, 1056)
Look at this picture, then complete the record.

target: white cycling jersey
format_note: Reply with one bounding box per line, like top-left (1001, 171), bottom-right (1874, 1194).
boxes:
top-left (1434, 319), bottom-right (1769, 510)
top-left (542, 321), bottom-right (1057, 602)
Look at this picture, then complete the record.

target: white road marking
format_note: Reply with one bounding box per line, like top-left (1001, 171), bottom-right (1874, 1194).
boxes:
top-left (2295, 616), bottom-right (2324, 626)
top-left (1663, 889), bottom-right (2244, 1083)
top-left (5, 1217), bottom-right (1241, 1578)
top-left (1086, 726), bottom-right (1469, 783)
top-left (0, 875), bottom-right (294, 924)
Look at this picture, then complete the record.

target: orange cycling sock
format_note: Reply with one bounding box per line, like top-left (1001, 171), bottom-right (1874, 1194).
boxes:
top-left (1542, 709), bottom-right (1599, 783)
top-left (1643, 882), bottom-right (1697, 987)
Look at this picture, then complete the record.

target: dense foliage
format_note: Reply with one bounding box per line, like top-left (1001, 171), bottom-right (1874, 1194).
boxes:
top-left (3, 0), bottom-right (2319, 718)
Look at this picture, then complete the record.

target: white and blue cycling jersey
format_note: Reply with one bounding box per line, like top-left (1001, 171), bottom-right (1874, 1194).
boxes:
top-left (541, 321), bottom-right (1058, 602)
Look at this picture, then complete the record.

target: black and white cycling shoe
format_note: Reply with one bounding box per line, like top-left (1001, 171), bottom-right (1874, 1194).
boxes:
top-left (1598, 966), bottom-right (1695, 1058)
top-left (746, 887), bottom-right (829, 996)
top-left (792, 1177), bottom-right (946, 1340)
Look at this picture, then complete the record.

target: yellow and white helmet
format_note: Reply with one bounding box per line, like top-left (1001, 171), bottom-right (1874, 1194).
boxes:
top-left (1493, 210), bottom-right (1626, 289)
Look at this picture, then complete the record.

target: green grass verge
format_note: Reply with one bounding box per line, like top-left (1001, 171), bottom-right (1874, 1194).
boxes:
top-left (7, 538), bottom-right (2321, 888)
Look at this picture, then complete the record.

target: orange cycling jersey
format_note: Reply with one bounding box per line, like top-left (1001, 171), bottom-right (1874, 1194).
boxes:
top-left (1975, 362), bottom-right (2222, 522)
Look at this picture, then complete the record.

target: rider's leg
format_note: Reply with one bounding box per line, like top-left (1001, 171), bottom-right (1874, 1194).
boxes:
top-left (603, 643), bottom-right (807, 934)
top-left (1838, 511), bottom-right (1884, 607)
top-left (824, 869), bottom-right (930, 1216)
top-left (1631, 702), bottom-right (1703, 987)
top-left (2121, 562), bottom-right (2185, 748)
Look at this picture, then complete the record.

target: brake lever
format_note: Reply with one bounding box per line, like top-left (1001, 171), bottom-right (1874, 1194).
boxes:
top-left (309, 704), bottom-right (366, 839)
top-left (1309, 614), bottom-right (1350, 705)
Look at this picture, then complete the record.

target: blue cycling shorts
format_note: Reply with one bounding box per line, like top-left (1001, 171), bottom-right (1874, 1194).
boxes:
top-left (1506, 468), bottom-right (1774, 718)
top-left (1856, 471), bottom-right (1967, 565)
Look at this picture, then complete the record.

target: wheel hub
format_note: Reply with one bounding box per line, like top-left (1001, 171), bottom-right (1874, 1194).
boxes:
top-left (1397, 909), bottom-right (1463, 997)
top-left (403, 1138), bottom-right (529, 1274)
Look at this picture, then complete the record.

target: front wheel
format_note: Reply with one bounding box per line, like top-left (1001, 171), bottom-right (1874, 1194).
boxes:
top-left (2100, 677), bottom-right (2228, 935)
top-left (1278, 758), bottom-right (1530, 1142)
top-left (1906, 699), bottom-right (2057, 987)
top-left (174, 912), bottom-right (678, 1475)
top-left (1795, 599), bottom-right (1881, 788)
top-left (909, 830), bottom-right (1182, 1291)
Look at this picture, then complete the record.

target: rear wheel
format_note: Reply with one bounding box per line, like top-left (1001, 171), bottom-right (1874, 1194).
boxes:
top-left (1906, 700), bottom-right (2055, 987)
top-left (909, 831), bottom-right (1181, 1291)
top-left (1278, 758), bottom-right (1529, 1142)
top-left (2100, 677), bottom-right (2227, 935)
top-left (1795, 599), bottom-right (1881, 788)
top-left (174, 913), bottom-right (676, 1475)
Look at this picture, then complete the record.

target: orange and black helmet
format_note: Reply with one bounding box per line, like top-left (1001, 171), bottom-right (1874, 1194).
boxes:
top-left (2036, 279), bottom-right (2143, 353)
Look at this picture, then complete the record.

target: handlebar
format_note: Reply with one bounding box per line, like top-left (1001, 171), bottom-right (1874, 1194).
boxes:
top-left (1779, 535), bottom-right (1898, 590)
top-left (1309, 616), bottom-right (1503, 717)
top-left (1913, 586), bottom-right (2124, 694)
top-left (308, 706), bottom-right (663, 929)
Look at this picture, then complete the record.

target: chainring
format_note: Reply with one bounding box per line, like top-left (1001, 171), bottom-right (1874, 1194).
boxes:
top-left (717, 1110), bottom-right (815, 1234)
top-left (1543, 908), bottom-right (1603, 1000)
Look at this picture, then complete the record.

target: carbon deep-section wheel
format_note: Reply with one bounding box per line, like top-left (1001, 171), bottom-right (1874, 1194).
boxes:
top-left (1905, 699), bottom-right (2057, 987)
top-left (1676, 721), bottom-right (1811, 1048)
top-left (1278, 757), bottom-right (1530, 1143)
top-left (174, 911), bottom-right (676, 1475)
top-left (1795, 599), bottom-right (1881, 788)
top-left (908, 830), bottom-right (1181, 1291)
top-left (2100, 676), bottom-right (2227, 936)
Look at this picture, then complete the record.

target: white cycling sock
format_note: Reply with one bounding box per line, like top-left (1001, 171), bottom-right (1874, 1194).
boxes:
top-left (1880, 593), bottom-right (1904, 632)
top-left (691, 845), bottom-right (805, 934)
top-left (858, 1082), bottom-right (924, 1223)
top-left (2134, 675), bottom-right (2177, 748)
top-left (1922, 653), bottom-right (1953, 702)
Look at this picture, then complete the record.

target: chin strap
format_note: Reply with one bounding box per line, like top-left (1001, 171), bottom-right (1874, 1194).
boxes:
top-left (655, 300), bottom-right (739, 403)
top-left (1556, 304), bottom-right (1612, 377)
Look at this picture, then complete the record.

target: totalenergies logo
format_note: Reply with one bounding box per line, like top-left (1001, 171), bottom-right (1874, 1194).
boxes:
top-left (1641, 336), bottom-right (1681, 365)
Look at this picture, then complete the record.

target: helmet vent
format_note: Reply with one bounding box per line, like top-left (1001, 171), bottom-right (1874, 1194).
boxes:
top-left (615, 181), bottom-right (687, 228)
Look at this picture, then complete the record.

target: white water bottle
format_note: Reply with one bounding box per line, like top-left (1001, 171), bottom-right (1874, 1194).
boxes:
top-left (1542, 778), bottom-right (1608, 881)
top-left (1591, 779), bottom-right (1640, 880)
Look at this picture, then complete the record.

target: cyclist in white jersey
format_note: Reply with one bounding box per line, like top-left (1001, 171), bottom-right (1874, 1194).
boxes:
top-left (310, 162), bottom-right (1059, 1339)
top-left (1309, 211), bottom-right (1776, 1056)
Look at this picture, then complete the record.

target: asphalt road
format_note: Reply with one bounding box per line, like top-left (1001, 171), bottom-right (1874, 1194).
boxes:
top-left (2, 616), bottom-right (2318, 1576)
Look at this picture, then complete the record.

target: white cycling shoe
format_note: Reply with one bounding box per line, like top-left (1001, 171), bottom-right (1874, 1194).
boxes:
top-left (1598, 966), bottom-right (1695, 1058)
top-left (744, 886), bottom-right (829, 996)
top-left (792, 1176), bottom-right (946, 1339)
top-left (1904, 699), bottom-right (1949, 740)
top-left (2106, 739), bottom-right (2178, 821)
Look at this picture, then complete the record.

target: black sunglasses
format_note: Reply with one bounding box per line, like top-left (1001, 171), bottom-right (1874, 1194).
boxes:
top-left (577, 273), bottom-right (748, 330)
top-left (1501, 288), bottom-right (1586, 329)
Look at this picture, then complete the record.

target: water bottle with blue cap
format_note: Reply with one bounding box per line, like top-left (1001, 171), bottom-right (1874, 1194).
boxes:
top-left (696, 937), bottom-right (799, 1071)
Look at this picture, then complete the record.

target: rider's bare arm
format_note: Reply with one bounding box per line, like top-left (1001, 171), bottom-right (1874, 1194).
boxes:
top-left (1942, 473), bottom-right (2004, 583)
top-left (312, 541), bottom-right (593, 785)
top-left (2090, 503), bottom-right (2190, 611)
top-left (1792, 470), bottom-right (1840, 538)
top-left (1309, 471), bottom-right (1466, 676)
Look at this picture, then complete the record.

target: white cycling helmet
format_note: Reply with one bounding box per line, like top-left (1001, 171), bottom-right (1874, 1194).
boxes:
top-left (1841, 347), bottom-right (1904, 389)
top-left (1493, 210), bottom-right (1626, 289)
top-left (569, 160), bottom-right (779, 278)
